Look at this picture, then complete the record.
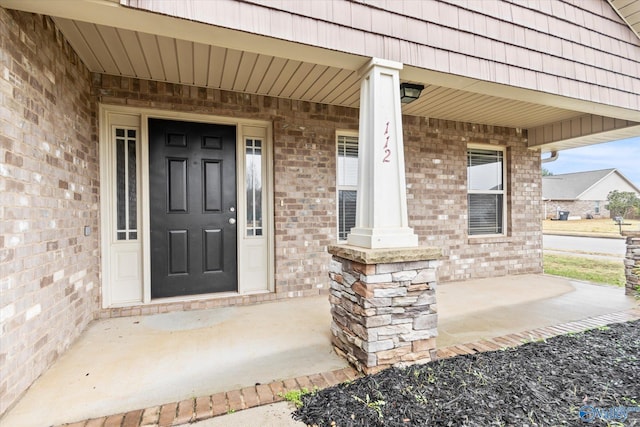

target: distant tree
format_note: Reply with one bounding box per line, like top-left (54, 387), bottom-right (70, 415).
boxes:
top-left (605, 190), bottom-right (640, 218)
top-left (542, 168), bottom-right (554, 176)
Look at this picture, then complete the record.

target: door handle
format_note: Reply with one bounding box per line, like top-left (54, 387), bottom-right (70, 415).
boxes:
top-left (229, 218), bottom-right (236, 225)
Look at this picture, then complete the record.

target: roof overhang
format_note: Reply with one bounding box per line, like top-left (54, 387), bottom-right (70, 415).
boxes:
top-left (2, 0), bottom-right (638, 152)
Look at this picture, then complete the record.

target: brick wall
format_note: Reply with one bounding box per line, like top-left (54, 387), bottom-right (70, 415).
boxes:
top-left (544, 200), bottom-right (610, 220)
top-left (92, 75), bottom-right (360, 311)
top-left (404, 116), bottom-right (542, 281)
top-left (94, 76), bottom-right (541, 292)
top-left (0, 10), bottom-right (99, 416)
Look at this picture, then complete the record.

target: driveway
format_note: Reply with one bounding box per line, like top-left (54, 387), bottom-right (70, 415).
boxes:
top-left (543, 234), bottom-right (626, 259)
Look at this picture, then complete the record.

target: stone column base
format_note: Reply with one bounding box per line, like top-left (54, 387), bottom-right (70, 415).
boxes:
top-left (622, 231), bottom-right (640, 296)
top-left (328, 245), bottom-right (441, 374)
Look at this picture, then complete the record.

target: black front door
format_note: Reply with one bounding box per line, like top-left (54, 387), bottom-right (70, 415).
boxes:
top-left (149, 118), bottom-right (237, 298)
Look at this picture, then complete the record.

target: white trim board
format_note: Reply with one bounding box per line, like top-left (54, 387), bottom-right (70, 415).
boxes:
top-left (99, 104), bottom-right (274, 308)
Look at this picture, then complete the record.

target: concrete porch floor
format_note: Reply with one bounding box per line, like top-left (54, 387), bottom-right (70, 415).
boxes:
top-left (2, 274), bottom-right (637, 427)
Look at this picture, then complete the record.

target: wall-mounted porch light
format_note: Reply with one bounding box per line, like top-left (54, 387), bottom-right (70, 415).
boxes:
top-left (399, 83), bottom-right (425, 104)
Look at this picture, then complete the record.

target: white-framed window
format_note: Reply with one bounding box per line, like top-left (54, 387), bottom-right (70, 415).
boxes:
top-left (245, 138), bottom-right (263, 237)
top-left (594, 201), bottom-right (600, 214)
top-left (467, 145), bottom-right (506, 236)
top-left (114, 126), bottom-right (139, 241)
top-left (337, 133), bottom-right (359, 241)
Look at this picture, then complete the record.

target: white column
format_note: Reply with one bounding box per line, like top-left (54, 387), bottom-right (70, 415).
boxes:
top-left (347, 58), bottom-right (419, 249)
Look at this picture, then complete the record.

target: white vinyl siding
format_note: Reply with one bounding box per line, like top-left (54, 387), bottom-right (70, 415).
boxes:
top-left (337, 133), bottom-right (359, 242)
top-left (467, 146), bottom-right (506, 236)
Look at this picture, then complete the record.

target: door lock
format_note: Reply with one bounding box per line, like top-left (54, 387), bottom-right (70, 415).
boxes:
top-left (229, 207), bottom-right (235, 212)
top-left (229, 218), bottom-right (236, 225)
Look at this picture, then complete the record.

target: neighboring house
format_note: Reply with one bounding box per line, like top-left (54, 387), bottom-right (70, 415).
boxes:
top-left (1, 0), bottom-right (640, 416)
top-left (542, 169), bottom-right (640, 219)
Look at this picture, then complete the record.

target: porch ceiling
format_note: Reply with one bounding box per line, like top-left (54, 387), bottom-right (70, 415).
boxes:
top-left (54, 17), bottom-right (581, 130)
top-left (3, 0), bottom-right (637, 153)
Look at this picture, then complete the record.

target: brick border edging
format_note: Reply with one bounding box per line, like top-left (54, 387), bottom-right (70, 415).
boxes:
top-left (60, 306), bottom-right (640, 427)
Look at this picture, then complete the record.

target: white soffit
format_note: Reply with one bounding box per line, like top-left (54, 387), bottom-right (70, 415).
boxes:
top-left (1, 0), bottom-right (638, 130)
top-left (51, 17), bottom-right (585, 129)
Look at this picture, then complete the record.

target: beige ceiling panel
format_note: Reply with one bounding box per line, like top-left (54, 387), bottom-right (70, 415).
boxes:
top-left (135, 32), bottom-right (165, 81)
top-left (256, 56), bottom-right (287, 94)
top-left (207, 46), bottom-right (227, 88)
top-left (53, 19), bottom-right (104, 72)
top-left (292, 64), bottom-right (332, 100)
top-left (73, 21), bottom-right (119, 74)
top-left (244, 54), bottom-right (273, 93)
top-left (304, 67), bottom-right (343, 102)
top-left (280, 62), bottom-right (315, 99)
top-left (220, 49), bottom-right (242, 89)
top-left (329, 81), bottom-right (360, 107)
top-left (42, 5), bottom-right (638, 131)
top-left (175, 39), bottom-right (194, 84)
top-left (319, 70), bottom-right (359, 105)
top-left (117, 29), bottom-right (151, 79)
top-left (270, 60), bottom-right (303, 97)
top-left (192, 43), bottom-right (210, 87)
top-left (156, 36), bottom-right (179, 82)
top-left (97, 25), bottom-right (135, 76)
top-left (233, 52), bottom-right (259, 92)
top-left (339, 90), bottom-right (360, 109)
top-left (420, 92), bottom-right (496, 120)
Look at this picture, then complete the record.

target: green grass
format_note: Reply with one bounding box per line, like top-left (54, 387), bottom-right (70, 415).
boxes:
top-left (279, 387), bottom-right (316, 408)
top-left (543, 254), bottom-right (625, 287)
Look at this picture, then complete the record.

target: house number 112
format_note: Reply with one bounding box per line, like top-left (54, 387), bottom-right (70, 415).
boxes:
top-left (383, 121), bottom-right (391, 163)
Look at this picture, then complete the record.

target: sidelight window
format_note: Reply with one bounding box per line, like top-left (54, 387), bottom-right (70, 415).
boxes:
top-left (246, 138), bottom-right (263, 236)
top-left (115, 127), bottom-right (138, 240)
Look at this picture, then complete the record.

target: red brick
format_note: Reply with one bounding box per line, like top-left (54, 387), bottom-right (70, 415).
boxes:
top-left (104, 414), bottom-right (124, 427)
top-left (320, 371), bottom-right (339, 387)
top-left (340, 367), bottom-right (360, 381)
top-left (282, 378), bottom-right (299, 393)
top-left (256, 384), bottom-right (274, 404)
top-left (226, 390), bottom-right (244, 412)
top-left (480, 340), bottom-right (501, 350)
top-left (194, 396), bottom-right (212, 421)
top-left (331, 368), bottom-right (350, 384)
top-left (436, 348), bottom-right (458, 359)
top-left (241, 386), bottom-right (260, 408)
top-left (268, 380), bottom-right (285, 401)
top-left (174, 399), bottom-right (194, 425)
top-left (122, 409), bottom-right (143, 427)
top-left (140, 406), bottom-right (160, 426)
top-left (294, 375), bottom-right (314, 391)
top-left (158, 403), bottom-right (177, 427)
top-left (211, 392), bottom-right (228, 416)
top-left (453, 345), bottom-right (476, 355)
top-left (308, 373), bottom-right (330, 389)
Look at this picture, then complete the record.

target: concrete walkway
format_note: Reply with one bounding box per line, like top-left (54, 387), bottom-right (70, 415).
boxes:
top-left (1, 274), bottom-right (637, 427)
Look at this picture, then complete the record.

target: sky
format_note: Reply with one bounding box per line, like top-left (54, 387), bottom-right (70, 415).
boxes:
top-left (543, 136), bottom-right (640, 187)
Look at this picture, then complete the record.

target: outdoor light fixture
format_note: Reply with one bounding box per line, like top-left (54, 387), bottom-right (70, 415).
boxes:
top-left (399, 83), bottom-right (424, 104)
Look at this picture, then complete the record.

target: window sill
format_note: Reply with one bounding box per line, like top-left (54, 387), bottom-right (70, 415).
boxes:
top-left (467, 235), bottom-right (511, 244)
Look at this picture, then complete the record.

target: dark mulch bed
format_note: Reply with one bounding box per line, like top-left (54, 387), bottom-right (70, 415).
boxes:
top-left (294, 320), bottom-right (640, 426)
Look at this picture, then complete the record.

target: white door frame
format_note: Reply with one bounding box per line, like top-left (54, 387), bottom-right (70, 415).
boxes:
top-left (99, 104), bottom-right (274, 308)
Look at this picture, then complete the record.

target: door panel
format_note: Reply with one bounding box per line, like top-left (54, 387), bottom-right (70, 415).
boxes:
top-left (149, 118), bottom-right (237, 298)
top-left (168, 158), bottom-right (188, 212)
